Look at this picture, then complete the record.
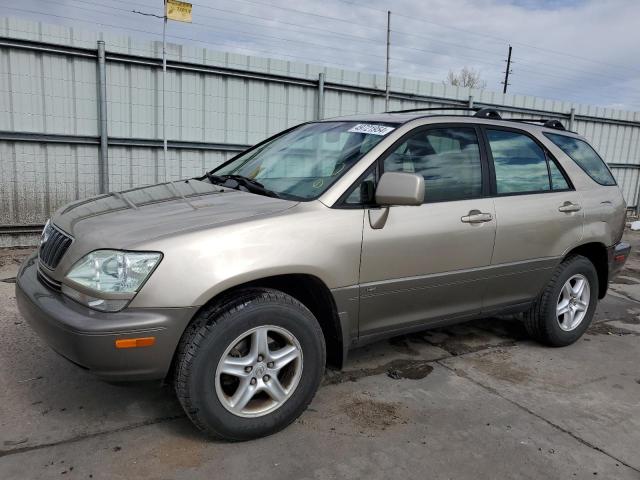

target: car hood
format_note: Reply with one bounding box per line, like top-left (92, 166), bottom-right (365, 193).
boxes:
top-left (51, 180), bottom-right (298, 249)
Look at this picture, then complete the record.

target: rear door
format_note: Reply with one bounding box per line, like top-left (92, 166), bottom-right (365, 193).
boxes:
top-left (355, 125), bottom-right (497, 338)
top-left (481, 127), bottom-right (584, 311)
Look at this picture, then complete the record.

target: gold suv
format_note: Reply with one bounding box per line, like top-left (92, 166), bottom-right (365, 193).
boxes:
top-left (16, 108), bottom-right (630, 440)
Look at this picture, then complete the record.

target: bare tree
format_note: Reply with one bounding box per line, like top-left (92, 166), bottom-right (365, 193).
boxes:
top-left (444, 67), bottom-right (487, 89)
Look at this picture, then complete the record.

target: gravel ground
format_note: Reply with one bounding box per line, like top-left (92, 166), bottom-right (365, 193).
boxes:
top-left (0, 234), bottom-right (639, 479)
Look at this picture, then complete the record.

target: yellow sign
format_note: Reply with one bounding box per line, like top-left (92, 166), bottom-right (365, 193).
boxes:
top-left (166, 0), bottom-right (192, 23)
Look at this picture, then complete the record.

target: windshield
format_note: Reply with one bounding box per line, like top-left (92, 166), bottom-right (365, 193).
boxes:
top-left (211, 121), bottom-right (397, 200)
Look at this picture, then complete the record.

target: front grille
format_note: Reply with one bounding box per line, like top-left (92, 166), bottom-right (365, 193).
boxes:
top-left (39, 223), bottom-right (73, 270)
top-left (37, 268), bottom-right (62, 292)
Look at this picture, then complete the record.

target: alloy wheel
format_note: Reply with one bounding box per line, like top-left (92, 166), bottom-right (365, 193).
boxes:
top-left (556, 273), bottom-right (591, 332)
top-left (215, 325), bottom-right (303, 418)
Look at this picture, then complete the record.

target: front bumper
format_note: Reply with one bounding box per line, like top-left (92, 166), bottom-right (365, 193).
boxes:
top-left (607, 241), bottom-right (631, 281)
top-left (15, 254), bottom-right (196, 381)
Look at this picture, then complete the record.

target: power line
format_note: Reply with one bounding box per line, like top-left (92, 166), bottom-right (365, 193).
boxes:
top-left (389, 29), bottom-right (504, 59)
top-left (389, 27), bottom-right (640, 85)
top-left (306, 0), bottom-right (640, 76)
top-left (79, 0), bottom-right (387, 47)
top-left (51, 0), bottom-right (640, 92)
top-left (4, 0), bottom-right (640, 108)
top-left (10, 0), bottom-right (504, 80)
top-left (0, 4), bottom-right (384, 72)
top-left (61, 0), bottom-right (640, 92)
top-left (216, 0), bottom-right (384, 32)
top-left (49, 0), bottom-right (388, 61)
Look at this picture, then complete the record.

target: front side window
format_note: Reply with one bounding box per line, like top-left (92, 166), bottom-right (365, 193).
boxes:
top-left (213, 121), bottom-right (396, 200)
top-left (487, 130), bottom-right (551, 194)
top-left (383, 127), bottom-right (483, 202)
top-left (343, 170), bottom-right (376, 206)
top-left (544, 133), bottom-right (616, 186)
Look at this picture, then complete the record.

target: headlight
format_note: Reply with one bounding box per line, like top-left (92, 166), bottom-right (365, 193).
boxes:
top-left (63, 250), bottom-right (162, 311)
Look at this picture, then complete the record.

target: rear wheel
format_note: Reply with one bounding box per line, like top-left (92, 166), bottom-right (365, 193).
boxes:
top-left (524, 255), bottom-right (598, 347)
top-left (174, 288), bottom-right (325, 441)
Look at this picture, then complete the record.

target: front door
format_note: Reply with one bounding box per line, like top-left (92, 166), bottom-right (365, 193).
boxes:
top-left (357, 125), bottom-right (497, 338)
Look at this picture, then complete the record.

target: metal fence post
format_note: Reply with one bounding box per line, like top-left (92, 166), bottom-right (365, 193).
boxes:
top-left (568, 107), bottom-right (575, 131)
top-left (317, 73), bottom-right (325, 120)
top-left (468, 95), bottom-right (474, 109)
top-left (97, 40), bottom-right (109, 194)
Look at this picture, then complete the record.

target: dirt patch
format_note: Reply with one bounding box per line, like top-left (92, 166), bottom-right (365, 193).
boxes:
top-left (0, 248), bottom-right (33, 269)
top-left (587, 321), bottom-right (639, 336)
top-left (464, 349), bottom-right (531, 385)
top-left (611, 276), bottom-right (640, 286)
top-left (324, 359), bottom-right (434, 386)
top-left (388, 337), bottom-right (421, 356)
top-left (406, 317), bottom-right (526, 356)
top-left (612, 310), bottom-right (640, 326)
top-left (343, 397), bottom-right (405, 430)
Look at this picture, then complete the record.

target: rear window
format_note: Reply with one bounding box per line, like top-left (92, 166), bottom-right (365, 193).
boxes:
top-left (544, 133), bottom-right (616, 186)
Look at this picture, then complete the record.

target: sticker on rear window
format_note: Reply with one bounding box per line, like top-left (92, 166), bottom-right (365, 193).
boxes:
top-left (348, 124), bottom-right (395, 136)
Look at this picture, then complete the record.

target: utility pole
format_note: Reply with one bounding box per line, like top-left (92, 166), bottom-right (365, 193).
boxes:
top-left (384, 10), bottom-right (391, 111)
top-left (162, 0), bottom-right (168, 169)
top-left (132, 2), bottom-right (169, 167)
top-left (502, 44), bottom-right (512, 94)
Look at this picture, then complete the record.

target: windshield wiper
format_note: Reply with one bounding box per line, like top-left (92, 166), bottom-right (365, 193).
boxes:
top-left (201, 172), bottom-right (280, 198)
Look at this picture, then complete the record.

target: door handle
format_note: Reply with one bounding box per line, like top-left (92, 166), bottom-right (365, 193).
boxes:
top-left (558, 201), bottom-right (582, 213)
top-left (461, 209), bottom-right (493, 223)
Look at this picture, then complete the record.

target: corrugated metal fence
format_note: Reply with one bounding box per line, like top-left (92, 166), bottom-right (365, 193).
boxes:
top-left (2, 17), bottom-right (640, 246)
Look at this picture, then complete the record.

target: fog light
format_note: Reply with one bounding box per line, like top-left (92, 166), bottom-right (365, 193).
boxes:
top-left (61, 284), bottom-right (130, 312)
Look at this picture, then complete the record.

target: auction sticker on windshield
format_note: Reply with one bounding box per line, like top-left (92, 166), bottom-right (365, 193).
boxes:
top-left (348, 124), bottom-right (395, 136)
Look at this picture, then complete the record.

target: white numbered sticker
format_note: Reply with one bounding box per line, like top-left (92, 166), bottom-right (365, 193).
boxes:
top-left (348, 124), bottom-right (395, 136)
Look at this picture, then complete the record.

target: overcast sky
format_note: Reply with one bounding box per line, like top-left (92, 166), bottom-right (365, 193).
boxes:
top-left (4, 0), bottom-right (640, 111)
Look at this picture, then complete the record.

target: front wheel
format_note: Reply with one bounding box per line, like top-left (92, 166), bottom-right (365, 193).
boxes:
top-left (174, 288), bottom-right (325, 441)
top-left (524, 255), bottom-right (598, 347)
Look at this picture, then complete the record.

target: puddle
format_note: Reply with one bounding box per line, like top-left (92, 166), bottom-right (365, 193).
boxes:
top-left (324, 359), bottom-right (434, 386)
top-left (387, 362), bottom-right (434, 380)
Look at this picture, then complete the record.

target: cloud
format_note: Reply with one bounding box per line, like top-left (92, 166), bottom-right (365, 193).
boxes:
top-left (5, 0), bottom-right (640, 110)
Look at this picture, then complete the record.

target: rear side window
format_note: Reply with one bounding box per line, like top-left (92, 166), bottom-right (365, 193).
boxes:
top-left (383, 127), bottom-right (482, 202)
top-left (544, 133), bottom-right (616, 186)
top-left (548, 160), bottom-right (569, 190)
top-left (487, 129), bottom-right (571, 194)
top-left (487, 130), bottom-right (550, 194)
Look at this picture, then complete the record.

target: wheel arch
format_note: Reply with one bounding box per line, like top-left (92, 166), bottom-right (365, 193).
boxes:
top-left (168, 273), bottom-right (346, 381)
top-left (564, 242), bottom-right (608, 298)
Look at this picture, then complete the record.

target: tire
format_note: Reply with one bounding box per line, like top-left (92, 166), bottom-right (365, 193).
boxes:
top-left (174, 288), bottom-right (325, 441)
top-left (524, 255), bottom-right (599, 347)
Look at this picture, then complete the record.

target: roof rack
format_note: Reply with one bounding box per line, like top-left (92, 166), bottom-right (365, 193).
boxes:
top-left (474, 108), bottom-right (502, 119)
top-left (386, 106), bottom-right (504, 120)
top-left (510, 118), bottom-right (566, 131)
top-left (384, 107), bottom-right (567, 131)
top-left (386, 107), bottom-right (478, 114)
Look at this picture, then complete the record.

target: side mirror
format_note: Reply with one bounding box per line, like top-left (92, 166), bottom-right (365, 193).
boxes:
top-left (375, 172), bottom-right (424, 206)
